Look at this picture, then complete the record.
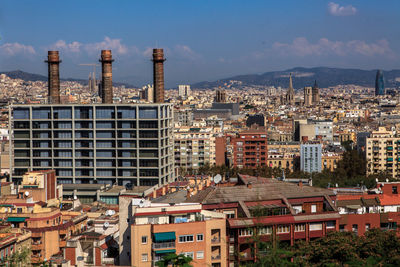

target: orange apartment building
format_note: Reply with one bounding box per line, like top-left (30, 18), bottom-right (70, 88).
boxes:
top-left (0, 170), bottom-right (88, 264)
top-left (130, 202), bottom-right (226, 267)
top-left (231, 128), bottom-right (268, 168)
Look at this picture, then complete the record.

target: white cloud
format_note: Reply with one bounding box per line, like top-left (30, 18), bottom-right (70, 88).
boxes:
top-left (48, 37), bottom-right (130, 55)
top-left (174, 45), bottom-right (201, 60)
top-left (0, 42), bottom-right (36, 56)
top-left (328, 2), bottom-right (357, 16)
top-left (272, 37), bottom-right (393, 57)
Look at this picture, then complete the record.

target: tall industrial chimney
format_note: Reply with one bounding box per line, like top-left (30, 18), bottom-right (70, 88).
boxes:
top-left (152, 48), bottom-right (166, 103)
top-left (45, 51), bottom-right (61, 104)
top-left (99, 50), bottom-right (114, 104)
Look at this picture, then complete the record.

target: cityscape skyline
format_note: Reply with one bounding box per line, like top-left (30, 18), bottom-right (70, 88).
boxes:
top-left (1, 0), bottom-right (399, 87)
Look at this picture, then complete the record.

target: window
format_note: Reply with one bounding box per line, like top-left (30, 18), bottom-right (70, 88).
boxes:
top-left (196, 251), bottom-right (204, 259)
top-left (277, 225), bottom-right (290, 233)
top-left (139, 107), bottom-right (158, 119)
top-left (393, 186), bottom-right (398, 194)
top-left (295, 224), bottom-right (305, 232)
top-left (311, 204), bottom-right (317, 213)
top-left (310, 223), bottom-right (323, 231)
top-left (326, 221), bottom-right (336, 229)
top-left (141, 236), bottom-right (147, 244)
top-left (183, 252), bottom-right (194, 259)
top-left (239, 228), bottom-right (253, 236)
top-left (196, 234), bottom-right (204, 241)
top-left (365, 224), bottom-right (370, 231)
top-left (223, 210), bottom-right (235, 218)
top-left (352, 224), bottom-right (358, 234)
top-left (141, 253), bottom-right (148, 262)
top-left (179, 235), bottom-right (194, 243)
top-left (258, 226), bottom-right (272, 235)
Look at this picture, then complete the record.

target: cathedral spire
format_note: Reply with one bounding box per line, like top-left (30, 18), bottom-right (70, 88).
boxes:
top-left (289, 73), bottom-right (293, 90)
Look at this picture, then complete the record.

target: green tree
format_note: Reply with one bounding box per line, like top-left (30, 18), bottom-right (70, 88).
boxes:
top-left (155, 253), bottom-right (193, 267)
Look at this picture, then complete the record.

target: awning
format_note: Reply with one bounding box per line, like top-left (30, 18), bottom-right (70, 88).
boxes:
top-left (7, 217), bottom-right (27, 223)
top-left (154, 232), bottom-right (176, 242)
top-left (155, 249), bottom-right (176, 255)
top-left (346, 205), bottom-right (361, 210)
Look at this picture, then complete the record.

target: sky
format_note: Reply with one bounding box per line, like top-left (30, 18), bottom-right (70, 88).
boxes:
top-left (0, 0), bottom-right (399, 87)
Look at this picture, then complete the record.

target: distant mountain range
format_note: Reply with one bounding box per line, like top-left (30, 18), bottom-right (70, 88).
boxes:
top-left (0, 70), bottom-right (135, 88)
top-left (191, 67), bottom-right (400, 89)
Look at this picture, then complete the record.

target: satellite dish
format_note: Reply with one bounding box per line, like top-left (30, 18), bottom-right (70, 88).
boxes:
top-left (213, 174), bottom-right (222, 184)
top-left (386, 179), bottom-right (389, 182)
top-left (110, 210), bottom-right (115, 216)
top-left (138, 199), bottom-right (145, 208)
top-left (24, 191), bottom-right (29, 197)
top-left (103, 222), bottom-right (109, 228)
top-left (105, 210), bottom-right (111, 216)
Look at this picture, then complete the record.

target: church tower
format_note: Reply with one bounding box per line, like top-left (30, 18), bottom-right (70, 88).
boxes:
top-left (312, 80), bottom-right (320, 105)
top-left (285, 73), bottom-right (295, 105)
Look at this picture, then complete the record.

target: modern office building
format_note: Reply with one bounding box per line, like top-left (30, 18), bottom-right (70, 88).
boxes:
top-left (300, 143), bottom-right (322, 173)
top-left (375, 70), bottom-right (385, 96)
top-left (10, 103), bottom-right (174, 186)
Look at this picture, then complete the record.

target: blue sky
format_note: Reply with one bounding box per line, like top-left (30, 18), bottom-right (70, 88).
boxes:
top-left (0, 0), bottom-right (399, 87)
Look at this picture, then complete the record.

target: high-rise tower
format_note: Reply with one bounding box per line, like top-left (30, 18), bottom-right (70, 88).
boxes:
top-left (45, 51), bottom-right (61, 104)
top-left (312, 80), bottom-right (320, 105)
top-left (375, 70), bottom-right (385, 96)
top-left (99, 50), bottom-right (114, 104)
top-left (152, 49), bottom-right (166, 103)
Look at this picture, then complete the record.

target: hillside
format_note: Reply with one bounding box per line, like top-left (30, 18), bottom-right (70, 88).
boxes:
top-left (192, 67), bottom-right (400, 89)
top-left (0, 70), bottom-right (135, 88)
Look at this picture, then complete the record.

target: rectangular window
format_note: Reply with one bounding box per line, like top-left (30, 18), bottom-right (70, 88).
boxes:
top-left (326, 221), bottom-right (336, 229)
top-left (311, 204), bottom-right (317, 213)
top-left (365, 224), bottom-right (370, 231)
top-left (139, 107), bottom-right (158, 119)
top-left (393, 186), bottom-right (398, 194)
top-left (295, 224), bottom-right (305, 232)
top-left (141, 236), bottom-right (147, 244)
top-left (183, 252), bottom-right (194, 259)
top-left (13, 109), bottom-right (29, 119)
top-left (277, 225), bottom-right (290, 233)
top-left (239, 228), bottom-right (253, 236)
top-left (258, 226), bottom-right (272, 235)
top-left (196, 234), bottom-right (204, 241)
top-left (196, 251), bottom-right (204, 259)
top-left (179, 235), bottom-right (194, 243)
top-left (141, 253), bottom-right (148, 262)
top-left (310, 223), bottom-right (323, 231)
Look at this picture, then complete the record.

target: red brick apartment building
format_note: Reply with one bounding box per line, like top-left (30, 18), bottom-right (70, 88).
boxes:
top-left (336, 181), bottom-right (400, 236)
top-left (231, 128), bottom-right (268, 168)
top-left (188, 174), bottom-right (340, 266)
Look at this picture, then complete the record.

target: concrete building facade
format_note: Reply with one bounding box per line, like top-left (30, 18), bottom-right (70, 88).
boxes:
top-left (10, 103), bottom-right (174, 186)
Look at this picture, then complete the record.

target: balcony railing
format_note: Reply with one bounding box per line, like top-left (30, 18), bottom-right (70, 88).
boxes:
top-left (211, 237), bottom-right (220, 243)
top-left (211, 255), bottom-right (221, 260)
top-left (152, 242), bottom-right (175, 249)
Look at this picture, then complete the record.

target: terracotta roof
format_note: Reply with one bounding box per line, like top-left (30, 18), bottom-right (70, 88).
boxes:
top-left (187, 176), bottom-right (334, 204)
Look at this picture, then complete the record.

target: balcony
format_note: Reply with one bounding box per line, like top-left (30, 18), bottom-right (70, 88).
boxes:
top-left (152, 242), bottom-right (176, 249)
top-left (211, 237), bottom-right (220, 244)
top-left (211, 255), bottom-right (221, 260)
top-left (31, 243), bottom-right (44, 251)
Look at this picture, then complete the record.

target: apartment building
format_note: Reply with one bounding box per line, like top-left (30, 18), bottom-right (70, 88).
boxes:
top-left (10, 103), bottom-right (174, 186)
top-left (231, 128), bottom-right (268, 168)
top-left (130, 201), bottom-right (226, 267)
top-left (174, 127), bottom-right (217, 170)
top-left (188, 174), bottom-right (340, 266)
top-left (300, 143), bottom-right (322, 173)
top-left (366, 127), bottom-right (400, 178)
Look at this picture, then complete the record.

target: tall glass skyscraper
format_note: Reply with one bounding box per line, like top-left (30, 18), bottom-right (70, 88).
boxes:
top-left (375, 70), bottom-right (385, 96)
